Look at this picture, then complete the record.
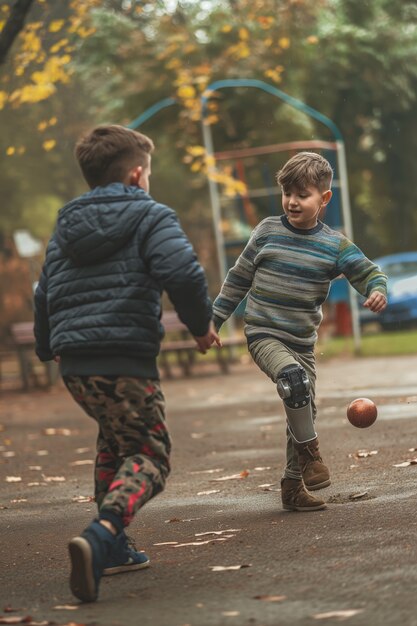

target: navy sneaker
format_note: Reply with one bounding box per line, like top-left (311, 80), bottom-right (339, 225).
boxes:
top-left (103, 531), bottom-right (150, 576)
top-left (68, 520), bottom-right (116, 602)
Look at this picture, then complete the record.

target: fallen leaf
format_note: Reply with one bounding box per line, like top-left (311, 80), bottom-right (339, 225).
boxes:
top-left (71, 495), bottom-right (94, 503)
top-left (53, 605), bottom-right (78, 610)
top-left (313, 609), bottom-right (364, 620)
top-left (69, 460), bottom-right (94, 466)
top-left (195, 529), bottom-right (241, 537)
top-left (42, 475), bottom-right (65, 482)
top-left (254, 594), bottom-right (286, 602)
top-left (153, 541), bottom-right (179, 546)
top-left (190, 468), bottom-right (224, 474)
top-left (5, 477), bottom-right (22, 483)
top-left (10, 499), bottom-right (27, 503)
top-left (43, 428), bottom-right (73, 436)
top-left (165, 517), bottom-right (201, 523)
top-left (253, 466), bottom-right (271, 471)
top-left (210, 564), bottom-right (251, 571)
top-left (0, 618), bottom-right (31, 624)
top-left (210, 470), bottom-right (249, 482)
top-left (190, 433), bottom-right (206, 439)
top-left (393, 458), bottom-right (417, 467)
top-left (222, 611), bottom-right (240, 617)
top-left (3, 451), bottom-right (15, 458)
top-left (349, 491), bottom-right (368, 500)
top-left (174, 538), bottom-right (230, 547)
top-left (197, 490), bottom-right (220, 496)
top-left (349, 450), bottom-right (378, 459)
top-left (28, 466), bottom-right (42, 471)
top-left (75, 447), bottom-right (90, 454)
top-left (36, 450), bottom-right (49, 456)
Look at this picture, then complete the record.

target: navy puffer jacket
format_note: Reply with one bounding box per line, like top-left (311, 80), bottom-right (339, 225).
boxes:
top-left (34, 184), bottom-right (212, 377)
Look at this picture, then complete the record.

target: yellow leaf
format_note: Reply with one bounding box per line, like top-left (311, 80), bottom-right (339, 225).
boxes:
top-left (204, 114), bottom-right (219, 125)
top-left (42, 139), bottom-right (56, 152)
top-left (17, 146), bottom-right (26, 155)
top-left (0, 91), bottom-right (8, 109)
top-left (50, 38), bottom-right (69, 53)
top-left (38, 121), bottom-right (48, 131)
top-left (186, 145), bottom-right (206, 156)
top-left (278, 37), bottom-right (290, 49)
top-left (177, 85), bottom-right (196, 99)
top-left (222, 24), bottom-right (232, 33)
top-left (49, 116), bottom-right (57, 126)
top-left (6, 146), bottom-right (15, 156)
top-left (307, 35), bottom-right (319, 44)
top-left (49, 20), bottom-right (65, 33)
top-left (239, 28), bottom-right (249, 41)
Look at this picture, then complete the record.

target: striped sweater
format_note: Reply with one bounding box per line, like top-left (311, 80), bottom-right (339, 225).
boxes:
top-left (213, 215), bottom-right (387, 353)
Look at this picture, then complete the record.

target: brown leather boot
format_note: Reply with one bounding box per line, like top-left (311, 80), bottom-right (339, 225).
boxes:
top-left (281, 478), bottom-right (326, 511)
top-left (296, 438), bottom-right (331, 491)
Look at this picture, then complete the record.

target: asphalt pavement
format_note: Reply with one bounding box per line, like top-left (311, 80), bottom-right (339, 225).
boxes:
top-left (1, 353), bottom-right (417, 626)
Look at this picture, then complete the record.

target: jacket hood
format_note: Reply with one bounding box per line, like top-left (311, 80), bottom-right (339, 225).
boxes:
top-left (55, 184), bottom-right (151, 266)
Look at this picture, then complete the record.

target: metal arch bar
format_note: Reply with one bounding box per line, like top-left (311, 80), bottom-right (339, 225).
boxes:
top-left (127, 97), bottom-right (177, 129)
top-left (201, 78), bottom-right (343, 141)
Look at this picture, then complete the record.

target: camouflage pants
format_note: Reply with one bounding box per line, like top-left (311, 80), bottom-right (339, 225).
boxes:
top-left (63, 375), bottom-right (171, 527)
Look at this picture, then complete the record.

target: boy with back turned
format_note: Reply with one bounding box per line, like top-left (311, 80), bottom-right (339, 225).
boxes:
top-left (212, 152), bottom-right (387, 512)
top-left (34, 124), bottom-right (220, 602)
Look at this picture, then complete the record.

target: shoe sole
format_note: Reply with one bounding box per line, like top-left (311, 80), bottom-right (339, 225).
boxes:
top-left (305, 479), bottom-right (331, 491)
top-left (68, 537), bottom-right (97, 603)
top-left (103, 559), bottom-right (150, 576)
top-left (283, 503), bottom-right (327, 512)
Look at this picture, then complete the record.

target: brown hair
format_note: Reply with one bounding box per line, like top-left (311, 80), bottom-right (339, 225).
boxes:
top-left (276, 151), bottom-right (333, 192)
top-left (74, 124), bottom-right (154, 188)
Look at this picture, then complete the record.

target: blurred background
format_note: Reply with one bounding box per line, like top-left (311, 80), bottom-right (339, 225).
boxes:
top-left (1, 0), bottom-right (417, 387)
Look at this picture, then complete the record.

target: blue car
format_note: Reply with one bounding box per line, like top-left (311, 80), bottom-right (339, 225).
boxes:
top-left (360, 251), bottom-right (417, 330)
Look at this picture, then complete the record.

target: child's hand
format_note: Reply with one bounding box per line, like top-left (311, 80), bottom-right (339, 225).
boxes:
top-left (193, 322), bottom-right (223, 354)
top-left (363, 290), bottom-right (387, 313)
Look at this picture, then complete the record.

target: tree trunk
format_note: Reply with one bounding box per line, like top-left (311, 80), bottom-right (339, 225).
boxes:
top-left (0, 0), bottom-right (35, 65)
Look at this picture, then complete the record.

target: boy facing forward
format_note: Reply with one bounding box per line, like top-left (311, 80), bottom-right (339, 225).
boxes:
top-left (212, 152), bottom-right (387, 512)
top-left (34, 125), bottom-right (220, 602)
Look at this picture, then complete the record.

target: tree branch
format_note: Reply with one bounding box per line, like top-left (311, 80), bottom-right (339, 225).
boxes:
top-left (0, 0), bottom-right (35, 66)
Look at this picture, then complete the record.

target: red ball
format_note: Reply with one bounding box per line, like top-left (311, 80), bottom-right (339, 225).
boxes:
top-left (347, 398), bottom-right (377, 428)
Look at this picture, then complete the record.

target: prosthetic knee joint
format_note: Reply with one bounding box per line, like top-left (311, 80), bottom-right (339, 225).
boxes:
top-left (277, 364), bottom-right (316, 444)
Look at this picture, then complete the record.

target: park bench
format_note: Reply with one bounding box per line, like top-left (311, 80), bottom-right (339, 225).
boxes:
top-left (159, 310), bottom-right (246, 378)
top-left (10, 322), bottom-right (59, 391)
top-left (8, 313), bottom-right (246, 388)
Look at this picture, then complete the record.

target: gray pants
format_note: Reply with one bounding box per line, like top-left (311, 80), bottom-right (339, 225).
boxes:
top-left (249, 337), bottom-right (317, 480)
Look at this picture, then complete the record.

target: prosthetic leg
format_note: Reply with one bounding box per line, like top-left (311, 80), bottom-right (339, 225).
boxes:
top-left (277, 364), bottom-right (330, 491)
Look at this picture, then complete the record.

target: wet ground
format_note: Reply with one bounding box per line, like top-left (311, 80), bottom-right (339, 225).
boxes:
top-left (1, 353), bottom-right (417, 626)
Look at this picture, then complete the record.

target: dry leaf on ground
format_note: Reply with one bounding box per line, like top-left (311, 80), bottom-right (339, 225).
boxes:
top-left (393, 458), bottom-right (417, 467)
top-left (313, 609), bottom-right (364, 620)
top-left (174, 538), bottom-right (230, 547)
top-left (195, 529), bottom-right (241, 537)
top-left (210, 470), bottom-right (249, 482)
top-left (254, 595), bottom-right (286, 602)
top-left (349, 450), bottom-right (378, 459)
top-left (210, 564), bottom-right (251, 571)
top-left (43, 428), bottom-right (73, 436)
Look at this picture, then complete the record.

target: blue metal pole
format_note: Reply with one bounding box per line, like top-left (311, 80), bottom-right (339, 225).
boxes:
top-left (201, 79), bottom-right (343, 141)
top-left (127, 97), bottom-right (176, 129)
